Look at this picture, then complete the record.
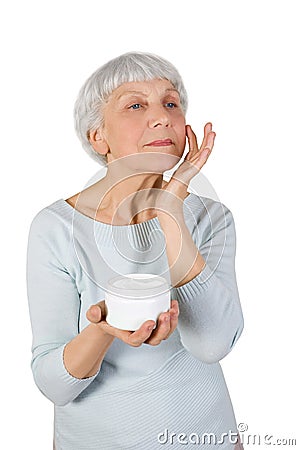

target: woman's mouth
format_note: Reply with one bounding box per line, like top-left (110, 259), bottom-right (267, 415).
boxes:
top-left (145, 139), bottom-right (174, 147)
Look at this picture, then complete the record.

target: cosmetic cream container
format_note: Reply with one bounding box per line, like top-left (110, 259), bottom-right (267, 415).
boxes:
top-left (105, 273), bottom-right (171, 331)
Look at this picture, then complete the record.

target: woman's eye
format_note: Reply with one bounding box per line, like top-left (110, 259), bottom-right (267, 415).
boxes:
top-left (129, 103), bottom-right (142, 110)
top-left (166, 102), bottom-right (177, 108)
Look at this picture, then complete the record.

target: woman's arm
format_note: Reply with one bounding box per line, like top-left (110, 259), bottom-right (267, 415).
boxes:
top-left (155, 207), bottom-right (206, 288)
top-left (153, 124), bottom-right (244, 363)
top-left (159, 196), bottom-right (244, 364)
top-left (27, 208), bottom-right (180, 404)
top-left (64, 297), bottom-right (179, 378)
top-left (63, 323), bottom-right (114, 379)
top-left (154, 123), bottom-right (215, 288)
top-left (26, 209), bottom-right (113, 406)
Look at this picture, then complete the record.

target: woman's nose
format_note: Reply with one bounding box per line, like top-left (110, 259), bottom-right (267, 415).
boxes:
top-left (148, 105), bottom-right (171, 128)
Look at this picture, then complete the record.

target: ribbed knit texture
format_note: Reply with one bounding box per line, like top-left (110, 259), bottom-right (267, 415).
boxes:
top-left (26, 193), bottom-right (244, 449)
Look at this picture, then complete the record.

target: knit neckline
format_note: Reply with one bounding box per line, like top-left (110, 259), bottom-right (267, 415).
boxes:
top-left (51, 198), bottom-right (164, 248)
top-left (49, 194), bottom-right (198, 248)
top-left (60, 198), bottom-right (161, 228)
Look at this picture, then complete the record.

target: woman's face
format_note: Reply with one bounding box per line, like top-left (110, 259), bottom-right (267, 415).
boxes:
top-left (99, 78), bottom-right (186, 171)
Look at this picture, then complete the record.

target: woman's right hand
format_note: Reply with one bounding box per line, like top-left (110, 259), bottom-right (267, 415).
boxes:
top-left (86, 300), bottom-right (179, 347)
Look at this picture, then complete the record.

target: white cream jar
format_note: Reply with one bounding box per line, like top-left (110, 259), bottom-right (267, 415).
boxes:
top-left (104, 273), bottom-right (171, 331)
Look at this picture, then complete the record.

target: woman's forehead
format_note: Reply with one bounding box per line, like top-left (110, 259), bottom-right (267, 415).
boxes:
top-left (110, 79), bottom-right (178, 100)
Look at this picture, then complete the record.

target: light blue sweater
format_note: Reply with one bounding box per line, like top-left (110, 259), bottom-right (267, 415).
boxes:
top-left (26, 193), bottom-right (244, 450)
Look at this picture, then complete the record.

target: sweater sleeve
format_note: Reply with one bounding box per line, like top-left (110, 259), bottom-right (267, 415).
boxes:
top-left (172, 197), bottom-right (244, 364)
top-left (26, 208), bottom-right (99, 406)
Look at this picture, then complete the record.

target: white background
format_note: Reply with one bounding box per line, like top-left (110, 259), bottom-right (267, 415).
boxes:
top-left (1, 1), bottom-right (299, 448)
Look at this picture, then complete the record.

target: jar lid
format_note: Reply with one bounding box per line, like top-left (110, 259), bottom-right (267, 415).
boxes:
top-left (106, 273), bottom-right (170, 299)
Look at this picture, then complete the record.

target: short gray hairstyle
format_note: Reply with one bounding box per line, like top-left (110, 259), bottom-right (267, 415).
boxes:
top-left (73, 51), bottom-right (188, 167)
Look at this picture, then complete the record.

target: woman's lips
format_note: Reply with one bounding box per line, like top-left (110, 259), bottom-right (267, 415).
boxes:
top-left (145, 139), bottom-right (174, 147)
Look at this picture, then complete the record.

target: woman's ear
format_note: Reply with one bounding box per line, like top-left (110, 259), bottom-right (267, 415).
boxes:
top-left (88, 128), bottom-right (110, 156)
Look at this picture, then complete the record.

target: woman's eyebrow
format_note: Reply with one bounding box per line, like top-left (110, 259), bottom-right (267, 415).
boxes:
top-left (116, 88), bottom-right (180, 101)
top-left (165, 88), bottom-right (180, 95)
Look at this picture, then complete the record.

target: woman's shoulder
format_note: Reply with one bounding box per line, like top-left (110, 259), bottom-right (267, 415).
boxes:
top-left (28, 198), bottom-right (74, 239)
top-left (183, 192), bottom-right (235, 243)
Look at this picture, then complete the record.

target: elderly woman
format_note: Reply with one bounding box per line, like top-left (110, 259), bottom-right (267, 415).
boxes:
top-left (26, 52), bottom-right (244, 450)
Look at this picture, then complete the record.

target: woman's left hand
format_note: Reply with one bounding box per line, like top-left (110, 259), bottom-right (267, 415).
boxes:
top-left (156, 122), bottom-right (216, 212)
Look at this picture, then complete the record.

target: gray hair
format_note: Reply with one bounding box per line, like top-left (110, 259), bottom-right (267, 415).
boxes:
top-left (73, 51), bottom-right (188, 167)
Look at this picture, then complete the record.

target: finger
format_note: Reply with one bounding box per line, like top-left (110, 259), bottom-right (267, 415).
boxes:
top-left (139, 301), bottom-right (179, 346)
top-left (186, 124), bottom-right (215, 166)
top-left (169, 299), bottom-right (180, 317)
top-left (164, 300), bottom-right (180, 339)
top-left (197, 122), bottom-right (211, 151)
top-left (197, 146), bottom-right (212, 168)
top-left (203, 131), bottom-right (216, 152)
top-left (86, 301), bottom-right (105, 323)
top-left (186, 125), bottom-right (199, 155)
top-left (103, 302), bottom-right (179, 347)
top-left (127, 321), bottom-right (157, 347)
top-left (204, 122), bottom-right (212, 134)
top-left (144, 312), bottom-right (172, 346)
top-left (188, 143), bottom-right (212, 172)
top-left (200, 122), bottom-right (215, 151)
top-left (98, 319), bottom-right (156, 347)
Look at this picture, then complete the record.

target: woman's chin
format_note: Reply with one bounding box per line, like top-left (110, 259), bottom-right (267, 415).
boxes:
top-left (107, 152), bottom-right (182, 176)
top-left (125, 152), bottom-right (181, 173)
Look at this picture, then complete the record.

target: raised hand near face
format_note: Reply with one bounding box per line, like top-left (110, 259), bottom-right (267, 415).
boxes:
top-left (155, 122), bottom-right (216, 211)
